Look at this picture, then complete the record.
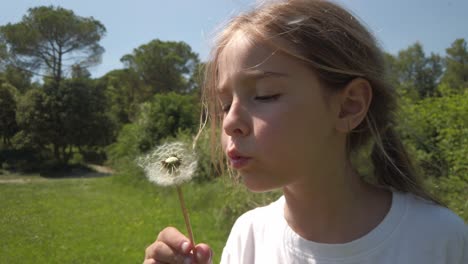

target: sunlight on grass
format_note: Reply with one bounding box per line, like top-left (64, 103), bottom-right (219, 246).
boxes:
top-left (0, 175), bottom-right (231, 263)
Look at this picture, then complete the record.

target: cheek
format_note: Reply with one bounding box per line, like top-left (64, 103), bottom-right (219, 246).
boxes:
top-left (220, 131), bottom-right (228, 151)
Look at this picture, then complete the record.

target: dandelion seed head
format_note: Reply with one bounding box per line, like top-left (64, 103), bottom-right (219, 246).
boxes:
top-left (137, 142), bottom-right (197, 186)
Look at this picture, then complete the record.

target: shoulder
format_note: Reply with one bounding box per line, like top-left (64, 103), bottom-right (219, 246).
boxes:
top-left (396, 192), bottom-right (467, 252)
top-left (221, 196), bottom-right (285, 263)
top-left (230, 195), bottom-right (284, 234)
top-left (402, 192), bottom-right (466, 235)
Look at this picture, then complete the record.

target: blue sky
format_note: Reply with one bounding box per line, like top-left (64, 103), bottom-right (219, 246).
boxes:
top-left (1, 0), bottom-right (467, 78)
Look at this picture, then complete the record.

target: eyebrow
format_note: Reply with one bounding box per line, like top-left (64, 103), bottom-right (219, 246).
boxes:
top-left (217, 69), bottom-right (288, 93)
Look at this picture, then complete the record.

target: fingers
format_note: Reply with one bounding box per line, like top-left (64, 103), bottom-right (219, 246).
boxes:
top-left (156, 226), bottom-right (193, 254)
top-left (144, 226), bottom-right (213, 264)
top-left (144, 226), bottom-right (193, 263)
top-left (194, 243), bottom-right (213, 264)
top-left (145, 240), bottom-right (178, 262)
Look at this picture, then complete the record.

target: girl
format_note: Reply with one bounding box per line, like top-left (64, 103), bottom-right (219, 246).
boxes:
top-left (144, 0), bottom-right (467, 263)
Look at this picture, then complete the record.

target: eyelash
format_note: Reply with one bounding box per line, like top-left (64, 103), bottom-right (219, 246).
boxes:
top-left (220, 94), bottom-right (281, 113)
top-left (221, 104), bottom-right (231, 113)
top-left (255, 94), bottom-right (281, 101)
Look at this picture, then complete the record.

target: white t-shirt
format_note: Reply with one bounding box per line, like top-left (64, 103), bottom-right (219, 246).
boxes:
top-left (220, 192), bottom-right (467, 263)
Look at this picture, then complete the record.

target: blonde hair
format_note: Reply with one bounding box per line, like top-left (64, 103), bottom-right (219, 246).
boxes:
top-left (202, 0), bottom-right (440, 203)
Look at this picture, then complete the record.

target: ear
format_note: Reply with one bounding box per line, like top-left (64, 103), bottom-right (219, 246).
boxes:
top-left (335, 78), bottom-right (372, 133)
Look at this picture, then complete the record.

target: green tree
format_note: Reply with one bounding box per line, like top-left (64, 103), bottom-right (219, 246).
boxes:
top-left (107, 92), bottom-right (200, 168)
top-left (440, 38), bottom-right (468, 94)
top-left (2, 65), bottom-right (32, 93)
top-left (100, 69), bottom-right (147, 125)
top-left (71, 64), bottom-right (91, 79)
top-left (16, 79), bottom-right (113, 164)
top-left (121, 39), bottom-right (199, 94)
top-left (399, 89), bottom-right (468, 217)
top-left (15, 88), bottom-right (50, 153)
top-left (0, 41), bottom-right (7, 67)
top-left (393, 42), bottom-right (443, 98)
top-left (0, 6), bottom-right (105, 89)
top-left (187, 62), bottom-right (206, 97)
top-left (0, 82), bottom-right (18, 146)
top-left (137, 92), bottom-right (200, 152)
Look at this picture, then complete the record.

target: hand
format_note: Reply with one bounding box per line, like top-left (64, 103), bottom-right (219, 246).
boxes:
top-left (144, 227), bottom-right (213, 264)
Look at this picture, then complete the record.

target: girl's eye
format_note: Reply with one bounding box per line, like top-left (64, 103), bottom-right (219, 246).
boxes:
top-left (221, 104), bottom-right (231, 113)
top-left (254, 94), bottom-right (281, 101)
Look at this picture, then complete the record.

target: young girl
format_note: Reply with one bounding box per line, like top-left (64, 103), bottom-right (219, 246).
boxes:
top-left (143, 0), bottom-right (467, 263)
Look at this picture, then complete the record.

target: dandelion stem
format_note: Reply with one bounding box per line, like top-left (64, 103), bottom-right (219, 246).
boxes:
top-left (176, 185), bottom-right (195, 246)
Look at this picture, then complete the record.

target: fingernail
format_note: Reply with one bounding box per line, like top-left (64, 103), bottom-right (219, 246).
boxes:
top-left (181, 241), bottom-right (190, 254)
top-left (183, 256), bottom-right (192, 264)
top-left (196, 250), bottom-right (203, 261)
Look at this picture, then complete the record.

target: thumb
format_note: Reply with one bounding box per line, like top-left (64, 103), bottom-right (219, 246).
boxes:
top-left (194, 243), bottom-right (212, 264)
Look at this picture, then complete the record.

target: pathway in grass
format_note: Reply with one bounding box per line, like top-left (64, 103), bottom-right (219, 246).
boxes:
top-left (0, 174), bottom-right (228, 263)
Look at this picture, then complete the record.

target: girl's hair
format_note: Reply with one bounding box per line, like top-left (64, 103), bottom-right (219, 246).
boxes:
top-left (202, 0), bottom-right (440, 203)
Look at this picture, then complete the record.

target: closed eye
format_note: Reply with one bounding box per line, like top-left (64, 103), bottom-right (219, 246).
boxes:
top-left (221, 104), bottom-right (231, 113)
top-left (255, 94), bottom-right (281, 101)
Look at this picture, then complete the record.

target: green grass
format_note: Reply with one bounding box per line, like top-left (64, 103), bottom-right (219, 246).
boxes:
top-left (2, 170), bottom-right (464, 264)
top-left (0, 173), bottom-right (239, 263)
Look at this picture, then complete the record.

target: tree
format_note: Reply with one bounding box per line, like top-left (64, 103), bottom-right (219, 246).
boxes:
top-left (2, 65), bottom-right (32, 93)
top-left (399, 89), bottom-right (468, 218)
top-left (100, 69), bottom-right (147, 125)
top-left (441, 38), bottom-right (468, 93)
top-left (393, 42), bottom-right (443, 98)
top-left (0, 6), bottom-right (105, 89)
top-left (107, 92), bottom-right (200, 173)
top-left (0, 41), bottom-right (7, 69)
top-left (16, 79), bottom-right (113, 164)
top-left (15, 88), bottom-right (50, 153)
top-left (0, 82), bottom-right (18, 146)
top-left (121, 39), bottom-right (199, 94)
top-left (71, 64), bottom-right (91, 79)
top-left (61, 78), bottom-right (114, 154)
top-left (137, 92), bottom-right (200, 152)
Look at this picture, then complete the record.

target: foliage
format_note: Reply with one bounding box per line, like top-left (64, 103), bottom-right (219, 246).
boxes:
top-left (16, 78), bottom-right (113, 165)
top-left (1, 65), bottom-right (32, 93)
top-left (107, 92), bottom-right (200, 171)
top-left (60, 78), bottom-right (114, 150)
top-left (0, 81), bottom-right (19, 146)
top-left (440, 38), bottom-right (468, 93)
top-left (0, 5), bottom-right (465, 227)
top-left (399, 89), bottom-right (468, 217)
top-left (99, 69), bottom-right (147, 126)
top-left (106, 122), bottom-right (148, 175)
top-left (121, 39), bottom-right (200, 94)
top-left (0, 6), bottom-right (105, 87)
top-left (137, 92), bottom-right (200, 152)
top-left (71, 64), bottom-right (91, 79)
top-left (15, 88), bottom-right (49, 150)
top-left (386, 42), bottom-right (443, 99)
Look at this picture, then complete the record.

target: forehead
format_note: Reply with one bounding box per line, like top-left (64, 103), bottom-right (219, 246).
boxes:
top-left (216, 31), bottom-right (297, 91)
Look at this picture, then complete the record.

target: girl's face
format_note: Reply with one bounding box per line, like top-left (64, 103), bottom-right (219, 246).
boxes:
top-left (217, 32), bottom-right (341, 192)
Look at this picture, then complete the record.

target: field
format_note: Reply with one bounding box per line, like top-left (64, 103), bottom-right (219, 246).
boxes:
top-left (0, 171), bottom-right (239, 263)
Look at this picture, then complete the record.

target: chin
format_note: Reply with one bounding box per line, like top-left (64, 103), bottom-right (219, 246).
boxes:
top-left (241, 174), bottom-right (282, 193)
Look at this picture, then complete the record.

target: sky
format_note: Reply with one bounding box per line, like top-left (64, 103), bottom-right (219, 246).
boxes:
top-left (1, 0), bottom-right (467, 78)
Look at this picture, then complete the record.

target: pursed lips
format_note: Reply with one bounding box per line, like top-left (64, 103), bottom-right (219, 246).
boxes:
top-left (227, 148), bottom-right (251, 169)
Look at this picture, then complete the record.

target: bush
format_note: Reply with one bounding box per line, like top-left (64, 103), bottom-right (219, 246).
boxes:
top-left (106, 92), bottom-right (200, 177)
top-left (399, 89), bottom-right (468, 219)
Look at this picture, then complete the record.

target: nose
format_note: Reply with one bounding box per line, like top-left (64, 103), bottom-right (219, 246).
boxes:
top-left (222, 100), bottom-right (250, 137)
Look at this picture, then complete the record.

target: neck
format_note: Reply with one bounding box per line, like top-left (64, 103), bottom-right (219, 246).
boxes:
top-left (282, 160), bottom-right (391, 244)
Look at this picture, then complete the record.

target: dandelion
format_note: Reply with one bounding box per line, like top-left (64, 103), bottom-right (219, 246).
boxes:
top-left (137, 141), bottom-right (197, 245)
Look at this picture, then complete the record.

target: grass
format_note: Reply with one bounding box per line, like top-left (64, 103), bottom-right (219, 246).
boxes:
top-left (0, 172), bottom-right (245, 263)
top-left (2, 169), bottom-right (464, 264)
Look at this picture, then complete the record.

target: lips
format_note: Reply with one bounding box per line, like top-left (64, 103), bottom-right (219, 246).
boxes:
top-left (227, 149), bottom-right (251, 169)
